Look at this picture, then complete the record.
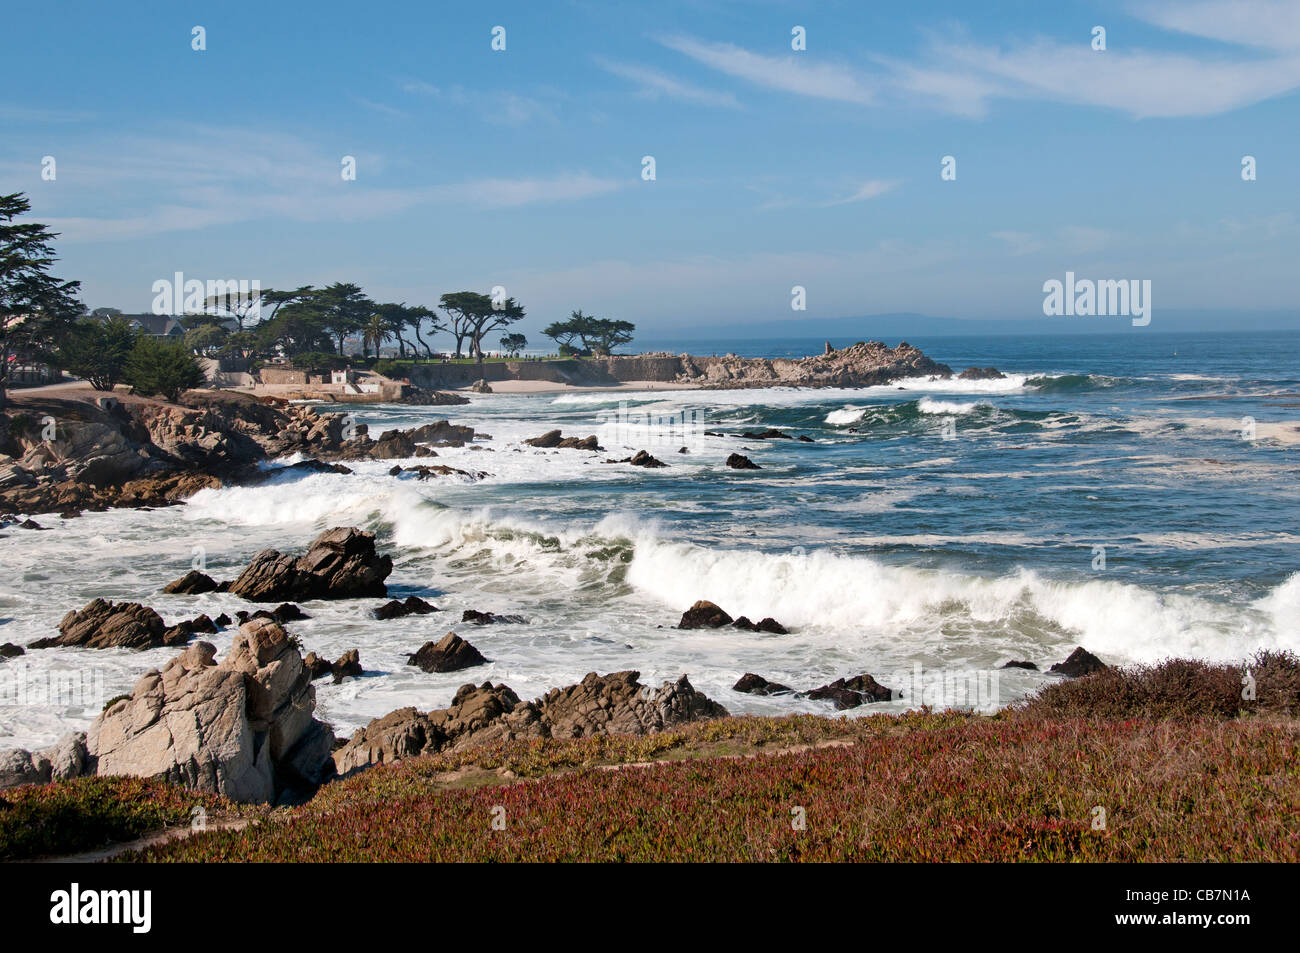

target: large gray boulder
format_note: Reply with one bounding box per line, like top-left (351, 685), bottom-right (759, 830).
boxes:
top-left (86, 618), bottom-right (334, 802)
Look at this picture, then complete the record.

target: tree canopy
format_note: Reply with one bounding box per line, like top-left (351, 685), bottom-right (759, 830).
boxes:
top-left (0, 192), bottom-right (84, 405)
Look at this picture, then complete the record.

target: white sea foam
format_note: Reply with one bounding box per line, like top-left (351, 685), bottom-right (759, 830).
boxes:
top-left (916, 397), bottom-right (986, 415)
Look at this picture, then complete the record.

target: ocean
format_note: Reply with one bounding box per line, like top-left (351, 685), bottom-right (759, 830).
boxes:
top-left (3, 330), bottom-right (1298, 750)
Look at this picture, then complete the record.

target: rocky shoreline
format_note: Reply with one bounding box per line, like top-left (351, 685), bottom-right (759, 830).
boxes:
top-left (0, 525), bottom-right (1117, 804)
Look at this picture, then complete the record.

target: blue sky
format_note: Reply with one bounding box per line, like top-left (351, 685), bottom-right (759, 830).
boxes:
top-left (3, 0), bottom-right (1298, 337)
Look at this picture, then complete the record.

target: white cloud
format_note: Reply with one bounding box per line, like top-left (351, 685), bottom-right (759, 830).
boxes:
top-left (1134, 0), bottom-right (1300, 51)
top-left (29, 126), bottom-right (621, 241)
top-left (824, 180), bottom-right (899, 206)
top-left (658, 35), bottom-right (877, 105)
top-left (593, 56), bottom-right (740, 107)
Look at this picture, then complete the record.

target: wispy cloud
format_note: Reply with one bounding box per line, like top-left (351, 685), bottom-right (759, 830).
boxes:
top-left (350, 95), bottom-right (408, 119)
top-left (398, 80), bottom-right (558, 124)
top-left (593, 56), bottom-right (740, 107)
top-left (658, 4), bottom-right (1300, 120)
top-left (824, 179), bottom-right (899, 206)
top-left (658, 34), bottom-right (877, 105)
top-left (27, 126), bottom-right (620, 241)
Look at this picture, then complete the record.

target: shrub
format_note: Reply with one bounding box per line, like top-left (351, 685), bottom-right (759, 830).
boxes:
top-left (123, 336), bottom-right (206, 401)
top-left (1018, 651), bottom-right (1300, 720)
top-left (57, 317), bottom-right (138, 390)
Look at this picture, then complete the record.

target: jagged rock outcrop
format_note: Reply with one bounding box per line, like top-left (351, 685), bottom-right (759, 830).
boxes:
top-left (0, 390), bottom-right (486, 515)
top-left (732, 616), bottom-right (789, 634)
top-left (678, 600), bottom-right (733, 629)
top-left (374, 595), bottom-right (439, 620)
top-left (605, 450), bottom-right (668, 468)
top-left (333, 670), bottom-right (727, 775)
top-left (409, 421), bottom-right (476, 445)
top-left (28, 599), bottom-right (187, 651)
top-left (86, 619), bottom-right (335, 803)
top-left (805, 674), bottom-right (896, 709)
top-left (226, 527), bottom-right (392, 602)
top-left (461, 609), bottom-right (526, 625)
top-left (1049, 646), bottom-right (1107, 678)
top-left (393, 387), bottom-right (470, 407)
top-left (162, 570), bottom-right (220, 594)
top-left (726, 453), bottom-right (762, 470)
top-left (0, 643), bottom-right (26, 659)
top-left (524, 430), bottom-right (602, 451)
top-left (407, 631), bottom-right (488, 673)
top-left (733, 673), bottom-right (795, 696)
top-left (0, 732), bottom-right (90, 790)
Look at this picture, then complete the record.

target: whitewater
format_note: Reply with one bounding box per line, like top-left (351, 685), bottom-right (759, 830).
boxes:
top-left (2, 331), bottom-right (1297, 750)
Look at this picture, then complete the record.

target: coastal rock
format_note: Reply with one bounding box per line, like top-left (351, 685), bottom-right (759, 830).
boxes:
top-left (524, 430), bottom-right (602, 451)
top-left (331, 649), bottom-right (362, 683)
top-left (374, 595), bottom-right (439, 620)
top-left (303, 652), bottom-right (333, 681)
top-left (1049, 647), bottom-right (1107, 678)
top-left (407, 632), bottom-right (489, 674)
top-left (470, 379), bottom-right (493, 394)
top-left (732, 616), bottom-right (789, 635)
top-left (394, 387), bottom-right (470, 407)
top-left (726, 453), bottom-right (762, 470)
top-left (333, 670), bottom-right (728, 775)
top-left (461, 609), bottom-right (526, 625)
top-left (409, 420), bottom-right (476, 445)
top-left (806, 674), bottom-right (896, 709)
top-left (678, 600), bottom-right (734, 629)
top-left (740, 429), bottom-right (793, 440)
top-left (1001, 660), bottom-right (1039, 671)
top-left (733, 673), bottom-right (795, 696)
top-left (87, 620), bottom-right (335, 803)
top-left (605, 450), bottom-right (668, 468)
top-left (958, 367), bottom-right (1006, 380)
top-left (29, 599), bottom-right (183, 651)
top-left (162, 570), bottom-right (220, 595)
top-left (390, 463), bottom-right (486, 481)
top-left (226, 527), bottom-right (393, 602)
top-left (0, 643), bottom-right (25, 659)
top-left (0, 732), bottom-right (90, 790)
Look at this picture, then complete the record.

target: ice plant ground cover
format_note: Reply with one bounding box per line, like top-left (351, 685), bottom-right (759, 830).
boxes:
top-left (124, 712), bottom-right (1297, 863)
top-left (3, 654), bottom-right (1296, 862)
